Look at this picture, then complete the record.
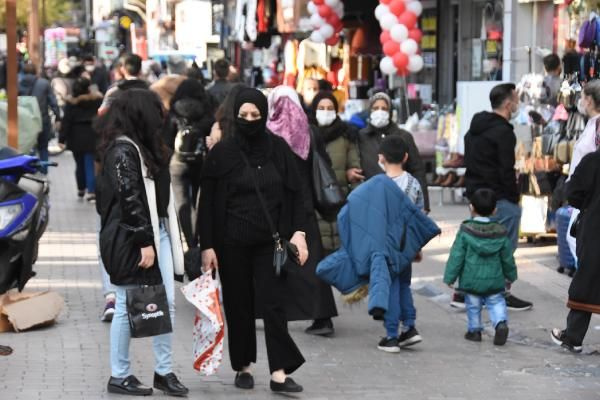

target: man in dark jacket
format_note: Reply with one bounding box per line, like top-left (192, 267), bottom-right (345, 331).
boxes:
top-left (98, 53), bottom-right (148, 114)
top-left (207, 59), bottom-right (232, 105)
top-left (18, 63), bottom-right (60, 174)
top-left (358, 92), bottom-right (430, 212)
top-left (463, 82), bottom-right (532, 311)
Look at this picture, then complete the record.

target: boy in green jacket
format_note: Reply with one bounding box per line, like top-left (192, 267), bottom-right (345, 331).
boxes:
top-left (444, 189), bottom-right (518, 345)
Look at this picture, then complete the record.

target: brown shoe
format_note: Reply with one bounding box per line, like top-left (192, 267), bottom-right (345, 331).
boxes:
top-left (443, 154), bottom-right (465, 168)
top-left (453, 175), bottom-right (465, 188)
top-left (432, 174), bottom-right (446, 186)
top-left (441, 171), bottom-right (458, 187)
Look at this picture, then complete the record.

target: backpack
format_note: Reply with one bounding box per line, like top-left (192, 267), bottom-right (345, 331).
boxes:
top-left (174, 122), bottom-right (207, 163)
top-left (579, 18), bottom-right (597, 49)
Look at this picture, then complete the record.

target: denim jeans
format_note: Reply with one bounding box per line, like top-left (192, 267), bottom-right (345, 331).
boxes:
top-left (383, 266), bottom-right (416, 338)
top-left (110, 224), bottom-right (176, 378)
top-left (73, 151), bottom-right (96, 194)
top-left (465, 292), bottom-right (507, 333)
top-left (97, 214), bottom-right (116, 298)
top-left (491, 200), bottom-right (522, 253)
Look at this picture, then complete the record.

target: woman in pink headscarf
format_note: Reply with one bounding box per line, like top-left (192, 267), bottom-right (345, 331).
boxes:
top-left (266, 86), bottom-right (338, 337)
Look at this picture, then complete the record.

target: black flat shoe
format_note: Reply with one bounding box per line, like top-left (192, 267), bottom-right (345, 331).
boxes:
top-left (154, 372), bottom-right (189, 397)
top-left (234, 372), bottom-right (254, 389)
top-left (270, 377), bottom-right (303, 393)
top-left (107, 375), bottom-right (153, 396)
top-left (305, 318), bottom-right (335, 337)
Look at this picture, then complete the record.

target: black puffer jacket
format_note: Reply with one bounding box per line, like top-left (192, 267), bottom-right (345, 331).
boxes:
top-left (96, 141), bottom-right (162, 286)
top-left (59, 93), bottom-right (103, 153)
top-left (464, 111), bottom-right (519, 204)
top-left (164, 98), bottom-right (215, 156)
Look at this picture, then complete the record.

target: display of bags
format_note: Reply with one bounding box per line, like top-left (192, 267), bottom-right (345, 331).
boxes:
top-left (126, 283), bottom-right (173, 338)
top-left (181, 273), bottom-right (224, 376)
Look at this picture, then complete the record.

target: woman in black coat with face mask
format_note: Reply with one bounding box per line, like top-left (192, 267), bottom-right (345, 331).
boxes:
top-left (198, 88), bottom-right (309, 393)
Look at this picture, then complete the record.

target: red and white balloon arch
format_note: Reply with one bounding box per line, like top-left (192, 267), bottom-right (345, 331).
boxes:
top-left (376, 0), bottom-right (424, 76)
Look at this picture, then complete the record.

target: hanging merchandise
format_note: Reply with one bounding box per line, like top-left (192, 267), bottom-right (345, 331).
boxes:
top-left (375, 0), bottom-right (424, 77)
top-left (306, 0), bottom-right (345, 45)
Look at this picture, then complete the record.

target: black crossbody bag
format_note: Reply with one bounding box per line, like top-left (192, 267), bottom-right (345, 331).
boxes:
top-left (240, 152), bottom-right (300, 277)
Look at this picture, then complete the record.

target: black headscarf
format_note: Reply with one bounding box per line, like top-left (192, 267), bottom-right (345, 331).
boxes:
top-left (232, 88), bottom-right (271, 166)
top-left (310, 91), bottom-right (348, 144)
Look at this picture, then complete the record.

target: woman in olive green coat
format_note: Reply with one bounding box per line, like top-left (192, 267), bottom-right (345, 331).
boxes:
top-left (310, 92), bottom-right (363, 254)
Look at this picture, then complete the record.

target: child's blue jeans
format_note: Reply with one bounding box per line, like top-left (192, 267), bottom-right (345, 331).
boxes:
top-left (383, 265), bottom-right (415, 338)
top-left (465, 292), bottom-right (507, 333)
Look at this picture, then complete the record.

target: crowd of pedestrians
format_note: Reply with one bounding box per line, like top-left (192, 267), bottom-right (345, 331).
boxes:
top-left (15, 51), bottom-right (600, 396)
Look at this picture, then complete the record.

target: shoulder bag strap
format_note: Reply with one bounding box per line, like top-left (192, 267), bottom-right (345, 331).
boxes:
top-left (238, 150), bottom-right (281, 242)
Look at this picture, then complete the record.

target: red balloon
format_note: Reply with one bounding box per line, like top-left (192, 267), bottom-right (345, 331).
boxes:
top-left (326, 34), bottom-right (340, 46)
top-left (393, 52), bottom-right (409, 69)
top-left (398, 11), bottom-right (417, 30)
top-left (318, 5), bottom-right (332, 19)
top-left (327, 13), bottom-right (340, 26)
top-left (335, 21), bottom-right (344, 32)
top-left (390, 0), bottom-right (406, 17)
top-left (408, 29), bottom-right (422, 43)
top-left (396, 66), bottom-right (408, 77)
top-left (380, 0), bottom-right (392, 4)
top-left (313, 0), bottom-right (325, 5)
top-left (383, 40), bottom-right (400, 57)
top-left (380, 30), bottom-right (391, 44)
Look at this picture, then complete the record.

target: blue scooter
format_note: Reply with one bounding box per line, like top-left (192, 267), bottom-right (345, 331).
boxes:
top-left (0, 147), bottom-right (56, 294)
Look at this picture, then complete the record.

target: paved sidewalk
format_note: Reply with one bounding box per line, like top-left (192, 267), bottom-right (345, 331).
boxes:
top-left (1, 152), bottom-right (600, 400)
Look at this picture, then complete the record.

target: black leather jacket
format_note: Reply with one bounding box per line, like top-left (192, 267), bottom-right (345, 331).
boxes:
top-left (96, 141), bottom-right (162, 285)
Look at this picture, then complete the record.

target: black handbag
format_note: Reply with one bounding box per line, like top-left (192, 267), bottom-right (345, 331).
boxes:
top-left (184, 247), bottom-right (203, 281)
top-left (240, 151), bottom-right (300, 277)
top-left (126, 281), bottom-right (173, 338)
top-left (310, 128), bottom-right (346, 221)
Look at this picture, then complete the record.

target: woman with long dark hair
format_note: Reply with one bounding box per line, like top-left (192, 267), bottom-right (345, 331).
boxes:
top-left (95, 89), bottom-right (188, 397)
top-left (199, 88), bottom-right (308, 393)
top-left (207, 83), bottom-right (247, 149)
top-left (163, 78), bottom-right (214, 248)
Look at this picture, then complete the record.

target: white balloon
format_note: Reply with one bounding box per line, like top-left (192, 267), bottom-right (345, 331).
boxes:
top-left (406, 1), bottom-right (423, 17)
top-left (408, 54), bottom-right (424, 72)
top-left (307, 1), bottom-right (316, 14)
top-left (310, 13), bottom-right (325, 28)
top-left (311, 30), bottom-right (325, 43)
top-left (319, 23), bottom-right (335, 39)
top-left (380, 56), bottom-right (397, 75)
top-left (335, 2), bottom-right (344, 16)
top-left (380, 13), bottom-right (399, 31)
top-left (374, 4), bottom-right (390, 21)
top-left (390, 24), bottom-right (408, 43)
top-left (325, 0), bottom-right (339, 7)
top-left (400, 39), bottom-right (419, 55)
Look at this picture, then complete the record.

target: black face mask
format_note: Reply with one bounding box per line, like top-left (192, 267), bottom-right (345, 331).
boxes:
top-left (236, 117), bottom-right (263, 138)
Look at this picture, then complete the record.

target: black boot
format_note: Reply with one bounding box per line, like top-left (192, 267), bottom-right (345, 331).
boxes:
top-left (154, 372), bottom-right (189, 397)
top-left (107, 375), bottom-right (153, 396)
top-left (234, 372), bottom-right (255, 389)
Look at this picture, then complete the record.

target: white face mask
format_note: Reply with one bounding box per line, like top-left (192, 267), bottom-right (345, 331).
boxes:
top-left (370, 110), bottom-right (390, 128)
top-left (85, 65), bottom-right (95, 73)
top-left (316, 110), bottom-right (337, 127)
top-left (378, 161), bottom-right (386, 172)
